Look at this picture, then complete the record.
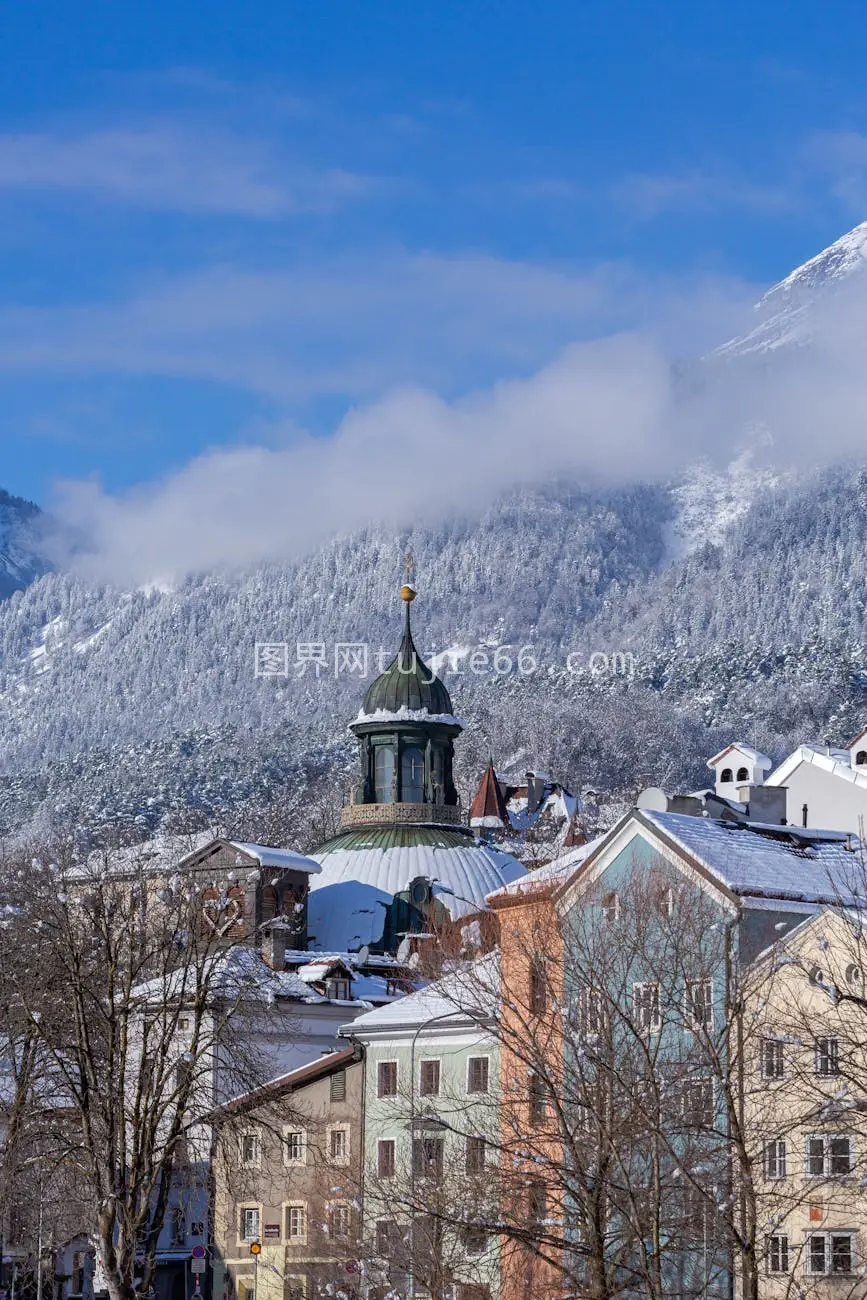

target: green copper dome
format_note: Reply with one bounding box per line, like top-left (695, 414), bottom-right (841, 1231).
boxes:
top-left (360, 590), bottom-right (454, 718)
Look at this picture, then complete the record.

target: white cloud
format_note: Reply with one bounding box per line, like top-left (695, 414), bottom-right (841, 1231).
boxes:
top-left (0, 127), bottom-right (371, 215)
top-left (39, 258), bottom-right (867, 587)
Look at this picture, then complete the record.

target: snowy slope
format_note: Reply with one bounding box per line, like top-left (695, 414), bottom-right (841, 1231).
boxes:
top-left (715, 220), bottom-right (867, 359)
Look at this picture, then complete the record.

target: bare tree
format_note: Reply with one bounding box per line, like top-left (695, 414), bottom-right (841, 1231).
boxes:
top-left (0, 836), bottom-right (288, 1300)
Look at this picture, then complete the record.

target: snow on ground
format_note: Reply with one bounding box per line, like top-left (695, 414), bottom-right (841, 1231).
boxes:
top-left (663, 449), bottom-right (786, 563)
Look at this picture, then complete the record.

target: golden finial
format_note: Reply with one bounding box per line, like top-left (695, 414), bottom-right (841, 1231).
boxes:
top-left (401, 550), bottom-right (416, 603)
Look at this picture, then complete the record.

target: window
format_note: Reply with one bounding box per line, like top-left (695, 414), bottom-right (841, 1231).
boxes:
top-left (761, 1038), bottom-right (785, 1080)
top-left (528, 1183), bottom-right (547, 1223)
top-left (807, 1232), bottom-right (856, 1275)
top-left (285, 1204), bottom-right (306, 1242)
top-left (330, 1070), bottom-right (346, 1102)
top-left (857, 750), bottom-right (867, 767)
top-left (736, 766), bottom-right (750, 783)
top-left (240, 1131), bottom-right (260, 1168)
top-left (466, 1135), bottom-right (486, 1175)
top-left (579, 987), bottom-right (605, 1036)
top-left (283, 1128), bottom-right (306, 1166)
top-left (240, 1207), bottom-right (260, 1241)
top-left (179, 1017), bottom-right (191, 1031)
top-left (327, 978), bottom-right (351, 1000)
top-left (529, 1072), bottom-right (547, 1127)
top-left (805, 1134), bottom-right (854, 1177)
top-left (329, 1126), bottom-right (350, 1165)
top-left (529, 957), bottom-right (547, 1014)
top-left (375, 746), bottom-right (395, 803)
top-left (378, 1060), bottom-right (398, 1097)
top-left (412, 1136), bottom-right (444, 1179)
top-left (376, 1220), bottom-right (394, 1256)
top-left (467, 1056), bottom-right (489, 1094)
top-left (686, 979), bottom-right (713, 1029)
top-left (377, 1138), bottom-right (396, 1178)
top-left (602, 891), bottom-right (619, 921)
top-left (401, 747), bottom-right (425, 802)
top-left (464, 1225), bottom-right (488, 1254)
top-left (633, 982), bottom-right (661, 1033)
top-left (329, 1204), bottom-right (351, 1240)
top-left (71, 1253), bottom-right (85, 1297)
top-left (682, 1078), bottom-right (714, 1127)
top-left (170, 1207), bottom-right (186, 1245)
top-left (816, 1037), bottom-right (840, 1076)
top-left (420, 1059), bottom-right (441, 1097)
top-left (763, 1138), bottom-right (787, 1180)
top-left (720, 768), bottom-right (733, 783)
top-left (767, 1235), bottom-right (789, 1274)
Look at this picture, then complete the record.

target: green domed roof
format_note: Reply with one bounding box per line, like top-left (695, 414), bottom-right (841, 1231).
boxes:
top-left (360, 591), bottom-right (455, 719)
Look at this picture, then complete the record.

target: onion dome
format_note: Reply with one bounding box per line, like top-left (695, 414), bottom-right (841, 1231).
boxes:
top-left (360, 584), bottom-right (454, 719)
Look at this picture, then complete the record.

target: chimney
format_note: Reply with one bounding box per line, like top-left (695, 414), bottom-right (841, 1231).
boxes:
top-left (261, 923), bottom-right (287, 971)
top-left (740, 785), bottom-right (788, 826)
top-left (525, 771), bottom-right (539, 816)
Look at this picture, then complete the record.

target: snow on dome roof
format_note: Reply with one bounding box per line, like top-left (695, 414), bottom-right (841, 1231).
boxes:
top-left (307, 825), bottom-right (524, 951)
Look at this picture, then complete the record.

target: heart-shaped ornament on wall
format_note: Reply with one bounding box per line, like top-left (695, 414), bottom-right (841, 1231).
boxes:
top-left (201, 891), bottom-right (244, 937)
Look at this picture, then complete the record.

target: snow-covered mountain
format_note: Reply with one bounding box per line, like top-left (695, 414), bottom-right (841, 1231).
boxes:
top-left (715, 220), bottom-right (867, 358)
top-left (3, 221), bottom-right (867, 840)
top-left (0, 490), bottom-right (48, 600)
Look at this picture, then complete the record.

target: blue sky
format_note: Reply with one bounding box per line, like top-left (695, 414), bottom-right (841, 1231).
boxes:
top-left (3, 0), bottom-right (867, 512)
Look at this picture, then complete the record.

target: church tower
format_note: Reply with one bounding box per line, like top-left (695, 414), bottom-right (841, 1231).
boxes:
top-left (304, 583), bottom-right (524, 953)
top-left (343, 582), bottom-right (461, 828)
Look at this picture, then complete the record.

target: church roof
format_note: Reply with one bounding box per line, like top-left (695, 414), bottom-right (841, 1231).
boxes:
top-left (307, 825), bottom-right (524, 951)
top-left (358, 588), bottom-right (454, 721)
top-left (469, 760), bottom-right (509, 828)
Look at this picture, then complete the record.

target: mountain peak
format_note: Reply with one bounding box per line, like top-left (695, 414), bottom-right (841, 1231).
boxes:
top-left (715, 219), bottom-right (867, 360)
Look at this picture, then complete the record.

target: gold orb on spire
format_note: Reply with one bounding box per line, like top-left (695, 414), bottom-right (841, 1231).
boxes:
top-left (401, 548), bottom-right (416, 602)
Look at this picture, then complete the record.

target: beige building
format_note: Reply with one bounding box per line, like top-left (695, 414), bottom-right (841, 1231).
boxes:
top-left (212, 1048), bottom-right (363, 1300)
top-left (747, 907), bottom-right (867, 1295)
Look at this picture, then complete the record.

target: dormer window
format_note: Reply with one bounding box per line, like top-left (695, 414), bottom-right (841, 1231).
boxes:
top-left (736, 766), bottom-right (750, 783)
top-left (326, 978), bottom-right (351, 1001)
top-left (856, 751), bottom-right (867, 767)
top-left (720, 769), bottom-right (733, 784)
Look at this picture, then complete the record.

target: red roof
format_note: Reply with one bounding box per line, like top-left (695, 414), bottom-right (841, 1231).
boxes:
top-left (469, 761), bottom-right (509, 827)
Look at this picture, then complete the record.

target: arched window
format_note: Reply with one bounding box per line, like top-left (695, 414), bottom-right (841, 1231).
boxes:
top-left (720, 768), bottom-right (733, 783)
top-left (375, 747), bottom-right (395, 803)
top-left (856, 750), bottom-right (867, 767)
top-left (736, 766), bottom-right (750, 783)
top-left (401, 747), bottom-right (425, 802)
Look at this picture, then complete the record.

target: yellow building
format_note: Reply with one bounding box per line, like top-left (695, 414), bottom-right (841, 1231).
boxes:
top-left (746, 906), bottom-right (867, 1295)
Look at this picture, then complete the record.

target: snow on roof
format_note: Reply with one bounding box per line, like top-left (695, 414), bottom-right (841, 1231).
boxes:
top-left (343, 952), bottom-right (499, 1035)
top-left (706, 743), bottom-right (772, 771)
top-left (297, 960), bottom-right (356, 983)
top-left (767, 744), bottom-right (867, 793)
top-left (640, 810), bottom-right (862, 906)
top-left (228, 842), bottom-right (321, 874)
top-left (133, 946), bottom-right (328, 1006)
top-left (353, 707), bottom-right (465, 727)
top-left (308, 831), bottom-right (524, 951)
top-left (487, 835), bottom-right (602, 902)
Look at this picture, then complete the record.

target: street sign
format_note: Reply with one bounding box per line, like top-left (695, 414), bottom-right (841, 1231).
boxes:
top-left (263, 1225), bottom-right (280, 1240)
top-left (191, 1246), bottom-right (206, 1260)
top-left (249, 1242), bottom-right (262, 1256)
top-left (191, 1259), bottom-right (206, 1275)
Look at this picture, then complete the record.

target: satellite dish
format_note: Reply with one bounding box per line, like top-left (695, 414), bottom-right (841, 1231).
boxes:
top-left (636, 786), bottom-right (669, 813)
top-left (356, 945), bottom-right (370, 966)
top-left (396, 937), bottom-right (412, 963)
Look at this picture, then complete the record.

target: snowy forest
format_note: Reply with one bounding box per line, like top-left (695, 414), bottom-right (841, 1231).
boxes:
top-left (1, 456), bottom-right (866, 845)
